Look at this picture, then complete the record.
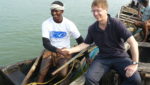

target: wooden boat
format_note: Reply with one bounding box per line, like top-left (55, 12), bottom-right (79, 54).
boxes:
top-left (0, 45), bottom-right (99, 85)
top-left (116, 4), bottom-right (144, 42)
top-left (1, 41), bottom-right (149, 85)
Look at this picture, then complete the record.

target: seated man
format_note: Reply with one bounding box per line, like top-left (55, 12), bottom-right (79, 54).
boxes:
top-left (37, 1), bottom-right (84, 84)
top-left (62, 0), bottom-right (141, 85)
top-left (135, 0), bottom-right (150, 41)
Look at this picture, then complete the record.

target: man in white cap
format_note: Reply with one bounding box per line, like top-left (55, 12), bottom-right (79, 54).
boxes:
top-left (37, 1), bottom-right (84, 84)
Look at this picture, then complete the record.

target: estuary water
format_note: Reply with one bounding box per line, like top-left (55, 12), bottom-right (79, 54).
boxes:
top-left (0, 0), bottom-right (130, 66)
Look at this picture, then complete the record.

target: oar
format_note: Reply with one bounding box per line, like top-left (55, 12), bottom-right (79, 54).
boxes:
top-left (21, 50), bottom-right (45, 85)
top-left (52, 45), bottom-right (96, 75)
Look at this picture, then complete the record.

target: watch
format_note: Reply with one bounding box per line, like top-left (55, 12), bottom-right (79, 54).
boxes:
top-left (132, 61), bottom-right (139, 65)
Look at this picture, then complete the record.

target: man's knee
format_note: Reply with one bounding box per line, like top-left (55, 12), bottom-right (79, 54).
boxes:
top-left (130, 77), bottom-right (141, 85)
top-left (59, 67), bottom-right (68, 77)
top-left (57, 58), bottom-right (69, 66)
top-left (127, 72), bottom-right (142, 85)
top-left (134, 73), bottom-right (141, 84)
top-left (85, 72), bottom-right (100, 85)
top-left (39, 70), bottom-right (47, 76)
top-left (85, 71), bottom-right (97, 82)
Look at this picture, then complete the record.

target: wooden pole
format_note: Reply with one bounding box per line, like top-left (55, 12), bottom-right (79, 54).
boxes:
top-left (52, 45), bottom-right (96, 75)
top-left (21, 50), bottom-right (45, 85)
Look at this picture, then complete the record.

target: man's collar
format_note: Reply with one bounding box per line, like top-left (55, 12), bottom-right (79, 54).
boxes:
top-left (95, 14), bottom-right (111, 32)
top-left (107, 14), bottom-right (111, 25)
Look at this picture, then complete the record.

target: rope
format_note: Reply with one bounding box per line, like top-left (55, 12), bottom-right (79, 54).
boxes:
top-left (26, 75), bottom-right (57, 85)
top-left (26, 61), bottom-right (75, 85)
top-left (53, 61), bottom-right (75, 85)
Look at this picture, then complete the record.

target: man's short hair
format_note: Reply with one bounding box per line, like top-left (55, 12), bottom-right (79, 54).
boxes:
top-left (91, 0), bottom-right (108, 10)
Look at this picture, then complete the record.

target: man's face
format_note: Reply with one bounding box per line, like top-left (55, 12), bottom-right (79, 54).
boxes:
top-left (51, 9), bottom-right (63, 22)
top-left (142, 2), bottom-right (148, 7)
top-left (91, 6), bottom-right (107, 22)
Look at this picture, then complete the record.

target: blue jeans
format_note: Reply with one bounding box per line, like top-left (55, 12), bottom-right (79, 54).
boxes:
top-left (85, 57), bottom-right (141, 85)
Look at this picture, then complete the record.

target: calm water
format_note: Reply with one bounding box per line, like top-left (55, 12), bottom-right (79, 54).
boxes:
top-left (0, 0), bottom-right (130, 66)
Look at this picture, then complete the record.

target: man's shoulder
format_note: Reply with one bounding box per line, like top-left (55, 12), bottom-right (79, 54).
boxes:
top-left (63, 17), bottom-right (75, 24)
top-left (109, 17), bottom-right (121, 24)
top-left (42, 18), bottom-right (53, 25)
top-left (90, 21), bottom-right (97, 27)
top-left (88, 21), bottom-right (97, 31)
top-left (108, 16), bottom-right (126, 31)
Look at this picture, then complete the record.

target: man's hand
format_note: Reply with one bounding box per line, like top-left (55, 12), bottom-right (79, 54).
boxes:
top-left (124, 64), bottom-right (138, 78)
top-left (56, 48), bottom-right (69, 56)
top-left (61, 48), bottom-right (71, 54)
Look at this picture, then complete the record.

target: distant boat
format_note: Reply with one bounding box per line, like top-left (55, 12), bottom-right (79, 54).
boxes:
top-left (116, 3), bottom-right (143, 41)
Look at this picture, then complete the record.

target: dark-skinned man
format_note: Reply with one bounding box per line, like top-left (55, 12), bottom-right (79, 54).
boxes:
top-left (135, 0), bottom-right (150, 42)
top-left (37, 1), bottom-right (84, 84)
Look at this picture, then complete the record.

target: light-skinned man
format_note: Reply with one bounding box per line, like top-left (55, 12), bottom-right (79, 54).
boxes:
top-left (62, 0), bottom-right (141, 85)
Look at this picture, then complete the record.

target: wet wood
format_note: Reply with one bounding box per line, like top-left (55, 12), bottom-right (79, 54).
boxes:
top-left (120, 6), bottom-right (138, 14)
top-left (138, 62), bottom-right (150, 72)
top-left (21, 50), bottom-right (44, 85)
top-left (119, 14), bottom-right (140, 20)
top-left (119, 14), bottom-right (140, 23)
top-left (120, 18), bottom-right (136, 24)
top-left (70, 75), bottom-right (85, 85)
top-left (138, 42), bottom-right (150, 48)
top-left (138, 42), bottom-right (150, 63)
top-left (117, 5), bottom-right (141, 25)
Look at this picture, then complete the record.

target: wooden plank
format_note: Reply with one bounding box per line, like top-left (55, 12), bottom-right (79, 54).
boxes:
top-left (138, 62), bottom-right (150, 73)
top-left (138, 42), bottom-right (150, 48)
top-left (145, 74), bottom-right (150, 78)
top-left (70, 75), bottom-right (85, 85)
top-left (118, 6), bottom-right (141, 24)
top-left (119, 15), bottom-right (140, 22)
top-left (119, 16), bottom-right (138, 23)
top-left (5, 70), bottom-right (25, 85)
top-left (119, 18), bottom-right (136, 24)
top-left (120, 6), bottom-right (138, 15)
top-left (0, 70), bottom-right (15, 85)
top-left (119, 14), bottom-right (140, 20)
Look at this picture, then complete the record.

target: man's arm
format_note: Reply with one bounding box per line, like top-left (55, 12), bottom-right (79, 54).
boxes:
top-left (75, 36), bottom-right (84, 44)
top-left (42, 37), bottom-right (63, 54)
top-left (127, 36), bottom-right (139, 63)
top-left (63, 43), bottom-right (90, 54)
top-left (125, 36), bottom-right (139, 77)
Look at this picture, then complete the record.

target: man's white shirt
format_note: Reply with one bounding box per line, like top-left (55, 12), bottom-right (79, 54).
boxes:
top-left (42, 17), bottom-right (81, 49)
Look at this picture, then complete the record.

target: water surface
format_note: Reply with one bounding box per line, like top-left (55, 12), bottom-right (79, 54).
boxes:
top-left (0, 0), bottom-right (130, 66)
